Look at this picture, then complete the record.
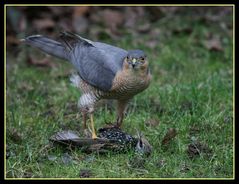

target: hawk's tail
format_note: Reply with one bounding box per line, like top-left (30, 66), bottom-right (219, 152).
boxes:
top-left (21, 35), bottom-right (68, 60)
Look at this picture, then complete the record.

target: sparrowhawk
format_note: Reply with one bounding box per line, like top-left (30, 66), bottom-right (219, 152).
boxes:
top-left (22, 31), bottom-right (151, 139)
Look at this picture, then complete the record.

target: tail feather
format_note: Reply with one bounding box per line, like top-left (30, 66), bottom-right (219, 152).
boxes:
top-left (22, 35), bottom-right (68, 60)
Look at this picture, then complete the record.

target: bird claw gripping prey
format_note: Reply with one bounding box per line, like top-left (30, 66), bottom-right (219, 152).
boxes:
top-left (22, 31), bottom-right (152, 139)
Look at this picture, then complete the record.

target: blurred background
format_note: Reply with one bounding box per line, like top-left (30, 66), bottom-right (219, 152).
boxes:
top-left (6, 6), bottom-right (232, 55)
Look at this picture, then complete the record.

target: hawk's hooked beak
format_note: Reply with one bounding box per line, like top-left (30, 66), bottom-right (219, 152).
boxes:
top-left (132, 58), bottom-right (137, 68)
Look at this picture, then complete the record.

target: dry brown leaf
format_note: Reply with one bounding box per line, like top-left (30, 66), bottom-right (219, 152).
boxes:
top-left (162, 128), bottom-right (177, 145)
top-left (204, 37), bottom-right (223, 52)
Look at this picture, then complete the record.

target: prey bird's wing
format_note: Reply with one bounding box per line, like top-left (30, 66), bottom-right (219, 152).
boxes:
top-left (60, 31), bottom-right (128, 91)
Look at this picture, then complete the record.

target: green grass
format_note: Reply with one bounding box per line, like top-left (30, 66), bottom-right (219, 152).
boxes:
top-left (6, 10), bottom-right (233, 179)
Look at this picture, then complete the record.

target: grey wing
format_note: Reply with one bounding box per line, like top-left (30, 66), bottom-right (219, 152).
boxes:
top-left (59, 31), bottom-right (128, 91)
top-left (71, 41), bottom-right (128, 91)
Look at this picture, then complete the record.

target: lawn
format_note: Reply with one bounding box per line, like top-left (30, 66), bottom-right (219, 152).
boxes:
top-left (5, 6), bottom-right (233, 179)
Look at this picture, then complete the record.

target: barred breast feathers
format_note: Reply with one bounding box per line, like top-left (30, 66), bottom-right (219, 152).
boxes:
top-left (110, 69), bottom-right (151, 97)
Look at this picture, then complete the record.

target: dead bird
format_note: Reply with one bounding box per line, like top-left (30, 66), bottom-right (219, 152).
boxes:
top-left (50, 127), bottom-right (152, 155)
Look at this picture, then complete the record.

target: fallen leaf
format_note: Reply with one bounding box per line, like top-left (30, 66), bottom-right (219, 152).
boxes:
top-left (204, 36), bottom-right (223, 52)
top-left (162, 128), bottom-right (177, 145)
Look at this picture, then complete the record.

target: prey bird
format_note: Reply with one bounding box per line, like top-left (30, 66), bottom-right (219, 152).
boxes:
top-left (22, 31), bottom-right (151, 139)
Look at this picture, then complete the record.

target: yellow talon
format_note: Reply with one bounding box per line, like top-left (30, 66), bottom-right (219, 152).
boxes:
top-left (90, 113), bottom-right (98, 139)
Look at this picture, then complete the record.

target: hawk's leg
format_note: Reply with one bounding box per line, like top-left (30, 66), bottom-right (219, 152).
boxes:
top-left (81, 111), bottom-right (87, 129)
top-left (78, 93), bottom-right (98, 139)
top-left (115, 100), bottom-right (129, 128)
top-left (90, 113), bottom-right (97, 139)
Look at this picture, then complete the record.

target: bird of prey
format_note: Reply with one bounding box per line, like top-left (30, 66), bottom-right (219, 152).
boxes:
top-left (22, 31), bottom-right (151, 139)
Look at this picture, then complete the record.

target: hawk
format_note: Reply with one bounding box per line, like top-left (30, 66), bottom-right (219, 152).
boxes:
top-left (22, 31), bottom-right (151, 139)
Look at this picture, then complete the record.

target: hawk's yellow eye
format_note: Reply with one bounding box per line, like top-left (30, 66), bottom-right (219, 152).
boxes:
top-left (139, 57), bottom-right (145, 63)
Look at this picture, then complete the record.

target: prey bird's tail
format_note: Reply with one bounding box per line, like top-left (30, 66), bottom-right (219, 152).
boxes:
top-left (21, 35), bottom-right (68, 60)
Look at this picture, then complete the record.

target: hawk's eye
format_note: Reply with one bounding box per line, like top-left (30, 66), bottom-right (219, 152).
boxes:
top-left (139, 57), bottom-right (145, 63)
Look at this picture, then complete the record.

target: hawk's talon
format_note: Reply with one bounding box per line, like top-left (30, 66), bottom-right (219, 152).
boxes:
top-left (91, 133), bottom-right (98, 139)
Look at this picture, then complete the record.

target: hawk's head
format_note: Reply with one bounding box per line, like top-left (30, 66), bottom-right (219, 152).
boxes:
top-left (124, 50), bottom-right (149, 71)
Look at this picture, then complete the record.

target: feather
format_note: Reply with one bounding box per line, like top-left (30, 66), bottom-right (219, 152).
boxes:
top-left (23, 35), bottom-right (68, 60)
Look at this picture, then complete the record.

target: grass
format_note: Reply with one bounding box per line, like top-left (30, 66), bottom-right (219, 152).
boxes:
top-left (6, 8), bottom-right (233, 179)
